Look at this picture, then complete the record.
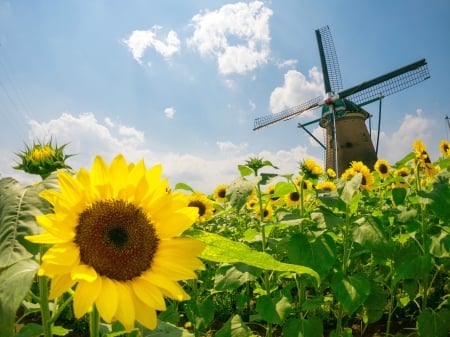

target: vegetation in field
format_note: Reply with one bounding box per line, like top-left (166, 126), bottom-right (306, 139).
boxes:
top-left (1, 139), bottom-right (449, 337)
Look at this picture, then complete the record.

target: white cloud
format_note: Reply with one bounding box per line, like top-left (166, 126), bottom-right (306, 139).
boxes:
top-left (216, 140), bottom-right (248, 152)
top-left (164, 107), bottom-right (176, 119)
top-left (187, 1), bottom-right (272, 75)
top-left (123, 26), bottom-right (180, 63)
top-left (277, 59), bottom-right (298, 68)
top-left (269, 67), bottom-right (324, 115)
top-left (377, 108), bottom-right (437, 163)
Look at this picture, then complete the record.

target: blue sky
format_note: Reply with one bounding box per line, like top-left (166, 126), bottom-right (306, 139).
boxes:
top-left (1, 0), bottom-right (449, 192)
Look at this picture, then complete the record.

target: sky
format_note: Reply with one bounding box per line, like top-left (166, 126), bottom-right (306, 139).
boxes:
top-left (1, 0), bottom-right (449, 193)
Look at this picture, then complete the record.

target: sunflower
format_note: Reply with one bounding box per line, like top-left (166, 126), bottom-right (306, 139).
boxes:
top-left (213, 184), bottom-right (228, 203)
top-left (374, 159), bottom-right (391, 179)
top-left (188, 192), bottom-right (214, 223)
top-left (25, 155), bottom-right (205, 331)
top-left (14, 139), bottom-right (73, 179)
top-left (393, 167), bottom-right (411, 188)
top-left (326, 168), bottom-right (337, 179)
top-left (264, 184), bottom-right (281, 204)
top-left (412, 140), bottom-right (437, 178)
top-left (439, 140), bottom-right (450, 157)
top-left (254, 203), bottom-right (274, 221)
top-left (300, 158), bottom-right (323, 178)
top-left (285, 191), bottom-right (301, 207)
top-left (341, 167), bottom-right (356, 181)
top-left (246, 196), bottom-right (259, 210)
top-left (351, 161), bottom-right (374, 191)
top-left (315, 181), bottom-right (337, 192)
top-left (294, 176), bottom-right (313, 191)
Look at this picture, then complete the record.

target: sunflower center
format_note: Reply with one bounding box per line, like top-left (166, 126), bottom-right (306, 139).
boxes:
top-left (75, 200), bottom-right (159, 281)
top-left (218, 189), bottom-right (226, 198)
top-left (290, 192), bottom-right (300, 202)
top-left (379, 164), bottom-right (388, 174)
top-left (189, 200), bottom-right (206, 216)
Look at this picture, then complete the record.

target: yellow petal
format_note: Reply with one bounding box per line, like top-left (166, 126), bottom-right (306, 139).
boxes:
top-left (133, 295), bottom-right (157, 330)
top-left (95, 277), bottom-right (118, 323)
top-left (57, 171), bottom-right (83, 206)
top-left (131, 277), bottom-right (166, 311)
top-left (109, 155), bottom-right (128, 198)
top-left (142, 272), bottom-right (190, 301)
top-left (71, 264), bottom-right (98, 282)
top-left (42, 242), bottom-right (80, 266)
top-left (153, 208), bottom-right (198, 238)
top-left (114, 282), bottom-right (135, 332)
top-left (36, 214), bottom-right (75, 241)
top-left (73, 278), bottom-right (102, 318)
top-left (25, 232), bottom-right (66, 244)
top-left (38, 261), bottom-right (74, 277)
top-left (49, 274), bottom-right (76, 299)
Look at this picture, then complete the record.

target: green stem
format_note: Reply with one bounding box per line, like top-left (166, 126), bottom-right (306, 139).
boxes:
top-left (89, 306), bottom-right (100, 337)
top-left (39, 246), bottom-right (53, 337)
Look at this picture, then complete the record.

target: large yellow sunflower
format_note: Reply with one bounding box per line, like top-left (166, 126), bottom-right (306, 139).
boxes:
top-left (374, 159), bottom-right (391, 179)
top-left (26, 155), bottom-right (205, 331)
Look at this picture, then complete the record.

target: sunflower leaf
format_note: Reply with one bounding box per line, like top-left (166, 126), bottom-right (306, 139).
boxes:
top-left (0, 174), bottom-right (58, 269)
top-left (0, 259), bottom-right (39, 337)
top-left (186, 229), bottom-right (320, 285)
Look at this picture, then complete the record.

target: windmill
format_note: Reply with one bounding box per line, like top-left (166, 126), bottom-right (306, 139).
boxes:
top-left (253, 25), bottom-right (430, 175)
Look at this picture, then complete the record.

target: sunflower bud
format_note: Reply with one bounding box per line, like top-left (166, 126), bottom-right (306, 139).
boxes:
top-left (14, 139), bottom-right (73, 179)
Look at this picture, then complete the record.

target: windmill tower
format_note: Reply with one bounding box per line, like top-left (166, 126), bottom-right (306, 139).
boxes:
top-left (253, 26), bottom-right (430, 175)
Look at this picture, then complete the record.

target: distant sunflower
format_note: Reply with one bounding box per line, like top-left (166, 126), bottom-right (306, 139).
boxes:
top-left (412, 139), bottom-right (437, 178)
top-left (264, 184), bottom-right (281, 204)
top-left (255, 203), bottom-right (274, 221)
top-left (316, 181), bottom-right (337, 192)
top-left (188, 192), bottom-right (214, 223)
top-left (285, 191), bottom-right (301, 206)
top-left (294, 176), bottom-right (313, 191)
top-left (213, 184), bottom-right (228, 203)
top-left (393, 167), bottom-right (411, 188)
top-left (350, 161), bottom-right (374, 191)
top-left (326, 168), bottom-right (337, 179)
top-left (300, 158), bottom-right (323, 178)
top-left (439, 140), bottom-right (450, 157)
top-left (374, 159), bottom-right (391, 179)
top-left (341, 167), bottom-right (357, 181)
top-left (26, 155), bottom-right (205, 331)
top-left (246, 196), bottom-right (258, 210)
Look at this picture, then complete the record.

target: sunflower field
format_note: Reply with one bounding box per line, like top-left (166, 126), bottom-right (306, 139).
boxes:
top-left (1, 139), bottom-right (450, 337)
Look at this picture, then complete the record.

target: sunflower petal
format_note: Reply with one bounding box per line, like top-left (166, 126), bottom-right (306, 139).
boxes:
top-left (114, 282), bottom-right (135, 332)
top-left (71, 264), bottom-right (98, 282)
top-left (142, 272), bottom-right (190, 301)
top-left (95, 277), bottom-right (118, 323)
top-left (73, 278), bottom-right (102, 318)
top-left (57, 171), bottom-right (84, 206)
top-left (131, 277), bottom-right (166, 311)
top-left (25, 232), bottom-right (66, 244)
top-left (49, 274), bottom-right (76, 299)
top-left (134, 295), bottom-right (158, 330)
top-left (42, 242), bottom-right (80, 266)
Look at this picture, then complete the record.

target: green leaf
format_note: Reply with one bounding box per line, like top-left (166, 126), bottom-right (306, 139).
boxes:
top-left (237, 165), bottom-right (253, 177)
top-left (173, 182), bottom-right (194, 192)
top-left (418, 170), bottom-right (450, 222)
top-left (15, 323), bottom-right (43, 337)
top-left (215, 314), bottom-right (253, 337)
top-left (0, 259), bottom-right (39, 337)
top-left (283, 317), bottom-right (323, 337)
top-left (227, 177), bottom-right (258, 211)
top-left (340, 174), bottom-right (362, 206)
top-left (362, 282), bottom-right (387, 324)
top-left (214, 263), bottom-right (261, 291)
top-left (352, 217), bottom-right (392, 258)
top-left (331, 272), bottom-right (370, 315)
top-left (287, 233), bottom-right (336, 279)
top-left (392, 187), bottom-right (407, 205)
top-left (0, 175), bottom-right (58, 268)
top-left (393, 253), bottom-right (434, 285)
top-left (183, 297), bottom-right (215, 332)
top-left (417, 308), bottom-right (450, 337)
top-left (255, 295), bottom-right (291, 324)
top-left (186, 230), bottom-right (320, 285)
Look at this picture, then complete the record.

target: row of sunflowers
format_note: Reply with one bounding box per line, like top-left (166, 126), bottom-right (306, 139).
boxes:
top-left (0, 139), bottom-right (449, 337)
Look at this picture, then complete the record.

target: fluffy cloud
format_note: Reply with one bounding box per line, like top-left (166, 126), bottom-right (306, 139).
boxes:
top-left (269, 67), bottom-right (324, 115)
top-left (187, 1), bottom-right (272, 75)
top-left (123, 26), bottom-right (180, 63)
top-left (377, 109), bottom-right (438, 162)
top-left (164, 107), bottom-right (176, 119)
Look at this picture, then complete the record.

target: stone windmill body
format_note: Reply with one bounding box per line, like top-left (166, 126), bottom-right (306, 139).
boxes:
top-left (253, 26), bottom-right (430, 175)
